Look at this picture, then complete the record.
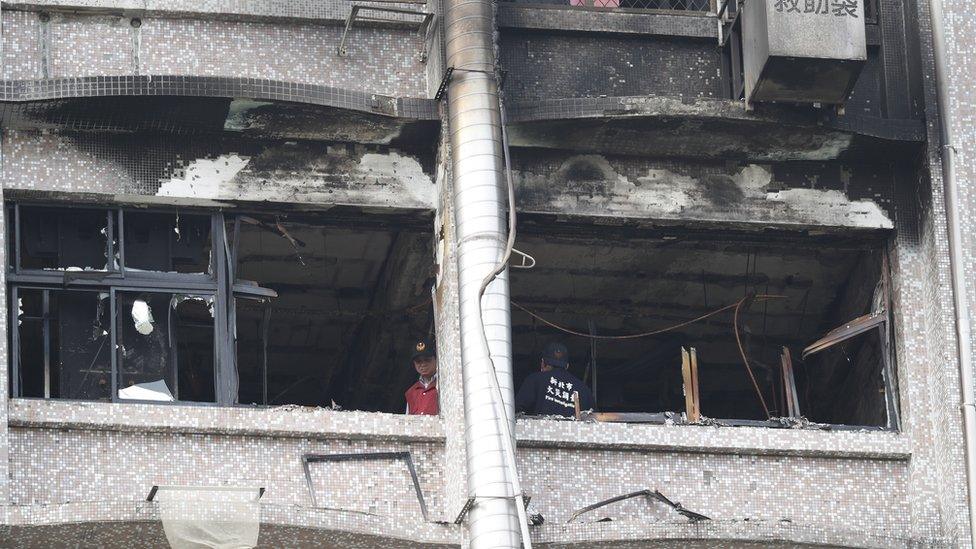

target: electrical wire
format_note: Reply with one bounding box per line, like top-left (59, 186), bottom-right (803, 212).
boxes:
top-left (511, 295), bottom-right (784, 420)
top-left (511, 295), bottom-right (786, 340)
top-left (734, 296), bottom-right (772, 419)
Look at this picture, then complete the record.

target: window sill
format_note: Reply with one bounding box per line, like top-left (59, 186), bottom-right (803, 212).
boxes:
top-left (8, 398), bottom-right (445, 442)
top-left (515, 417), bottom-right (911, 460)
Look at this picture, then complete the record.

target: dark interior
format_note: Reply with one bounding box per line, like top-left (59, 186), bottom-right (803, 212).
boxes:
top-left (510, 221), bottom-right (891, 426)
top-left (8, 203), bottom-right (892, 426)
top-left (231, 213), bottom-right (435, 412)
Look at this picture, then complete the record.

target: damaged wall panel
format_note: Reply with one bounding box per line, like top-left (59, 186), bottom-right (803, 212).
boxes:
top-left (511, 151), bottom-right (895, 231)
top-left (2, 131), bottom-right (436, 211)
top-left (516, 446), bottom-right (910, 536)
top-left (498, 31), bottom-right (725, 102)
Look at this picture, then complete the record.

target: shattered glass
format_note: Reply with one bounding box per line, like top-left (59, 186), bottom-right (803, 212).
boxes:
top-left (116, 291), bottom-right (215, 402)
top-left (19, 207), bottom-right (111, 271)
top-left (123, 212), bottom-right (212, 274)
top-left (16, 289), bottom-right (112, 400)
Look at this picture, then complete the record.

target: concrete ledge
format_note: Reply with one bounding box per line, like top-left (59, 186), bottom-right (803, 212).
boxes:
top-left (9, 400), bottom-right (910, 459)
top-left (8, 399), bottom-right (445, 442)
top-left (531, 518), bottom-right (945, 548)
top-left (0, 76), bottom-right (439, 120)
top-left (2, 507), bottom-right (944, 547)
top-left (2, 503), bottom-right (461, 546)
top-left (506, 95), bottom-right (926, 142)
top-left (515, 417), bottom-right (912, 460)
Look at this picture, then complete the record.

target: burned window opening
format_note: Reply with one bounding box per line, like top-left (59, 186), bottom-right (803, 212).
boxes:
top-left (10, 288), bottom-right (112, 400)
top-left (510, 225), bottom-right (897, 430)
top-left (121, 211), bottom-right (213, 274)
top-left (17, 205), bottom-right (114, 272)
top-left (8, 202), bottom-right (435, 414)
top-left (8, 202), bottom-right (255, 405)
top-left (115, 291), bottom-right (216, 403)
top-left (231, 214), bottom-right (434, 412)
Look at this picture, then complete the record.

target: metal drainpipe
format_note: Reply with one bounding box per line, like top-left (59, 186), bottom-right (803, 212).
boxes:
top-left (928, 0), bottom-right (976, 543)
top-left (444, 0), bottom-right (525, 546)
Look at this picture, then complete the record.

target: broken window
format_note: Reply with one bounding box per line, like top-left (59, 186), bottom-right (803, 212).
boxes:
top-left (8, 203), bottom-right (246, 404)
top-left (11, 288), bottom-right (112, 400)
top-left (8, 202), bottom-right (433, 413)
top-left (18, 206), bottom-right (114, 271)
top-left (510, 223), bottom-right (898, 430)
top-left (122, 211), bottom-right (212, 274)
top-left (115, 292), bottom-right (216, 402)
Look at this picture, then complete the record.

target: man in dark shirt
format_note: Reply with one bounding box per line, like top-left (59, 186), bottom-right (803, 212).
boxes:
top-left (515, 342), bottom-right (594, 417)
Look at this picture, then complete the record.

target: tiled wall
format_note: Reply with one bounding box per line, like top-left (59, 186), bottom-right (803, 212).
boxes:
top-left (1, 10), bottom-right (429, 98)
top-left (0, 0), bottom-right (972, 548)
top-left (8, 428), bottom-right (446, 517)
top-left (498, 31), bottom-right (725, 102)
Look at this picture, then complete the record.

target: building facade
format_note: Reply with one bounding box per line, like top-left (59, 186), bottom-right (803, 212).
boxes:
top-left (0, 0), bottom-right (971, 547)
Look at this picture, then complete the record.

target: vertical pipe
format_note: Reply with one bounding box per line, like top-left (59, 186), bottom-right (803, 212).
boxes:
top-left (444, 0), bottom-right (523, 544)
top-left (928, 0), bottom-right (976, 542)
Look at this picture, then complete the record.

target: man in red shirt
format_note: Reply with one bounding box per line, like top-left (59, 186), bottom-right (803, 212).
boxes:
top-left (404, 337), bottom-right (438, 415)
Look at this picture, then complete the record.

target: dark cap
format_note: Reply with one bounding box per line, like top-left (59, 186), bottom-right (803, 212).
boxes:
top-left (541, 342), bottom-right (569, 368)
top-left (411, 337), bottom-right (436, 360)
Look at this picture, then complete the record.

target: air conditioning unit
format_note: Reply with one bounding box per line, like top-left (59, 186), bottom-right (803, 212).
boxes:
top-left (742, 0), bottom-right (866, 106)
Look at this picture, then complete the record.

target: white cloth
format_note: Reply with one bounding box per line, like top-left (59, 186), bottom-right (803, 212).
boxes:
top-left (156, 486), bottom-right (262, 549)
top-left (118, 380), bottom-right (175, 401)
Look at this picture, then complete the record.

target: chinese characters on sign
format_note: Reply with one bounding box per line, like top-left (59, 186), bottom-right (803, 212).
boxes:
top-left (774, 0), bottom-right (857, 16)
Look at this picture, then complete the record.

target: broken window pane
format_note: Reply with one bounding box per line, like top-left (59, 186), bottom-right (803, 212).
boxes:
top-left (19, 206), bottom-right (110, 271)
top-left (116, 291), bottom-right (215, 403)
top-left (12, 288), bottom-right (112, 400)
top-left (123, 212), bottom-right (212, 274)
top-left (235, 298), bottom-right (270, 405)
top-left (803, 317), bottom-right (889, 426)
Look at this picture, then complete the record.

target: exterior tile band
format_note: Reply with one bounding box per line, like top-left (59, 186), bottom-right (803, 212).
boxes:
top-left (0, 75), bottom-right (440, 120)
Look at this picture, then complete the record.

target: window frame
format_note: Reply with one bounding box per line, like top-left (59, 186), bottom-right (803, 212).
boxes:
top-left (7, 202), bottom-right (275, 406)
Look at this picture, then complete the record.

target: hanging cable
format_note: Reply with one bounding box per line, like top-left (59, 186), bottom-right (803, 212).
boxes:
top-left (511, 295), bottom-right (786, 340)
top-left (511, 295), bottom-right (783, 420)
top-left (734, 296), bottom-right (772, 419)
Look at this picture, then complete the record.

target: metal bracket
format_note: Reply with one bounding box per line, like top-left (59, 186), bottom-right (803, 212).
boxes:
top-left (453, 494), bottom-right (531, 524)
top-left (302, 452), bottom-right (430, 522)
top-left (434, 66), bottom-right (455, 101)
top-left (147, 485), bottom-right (265, 501)
top-left (337, 5), bottom-right (436, 63)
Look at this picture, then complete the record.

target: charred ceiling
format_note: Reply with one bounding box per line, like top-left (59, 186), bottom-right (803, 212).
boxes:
top-left (0, 95), bottom-right (440, 147)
